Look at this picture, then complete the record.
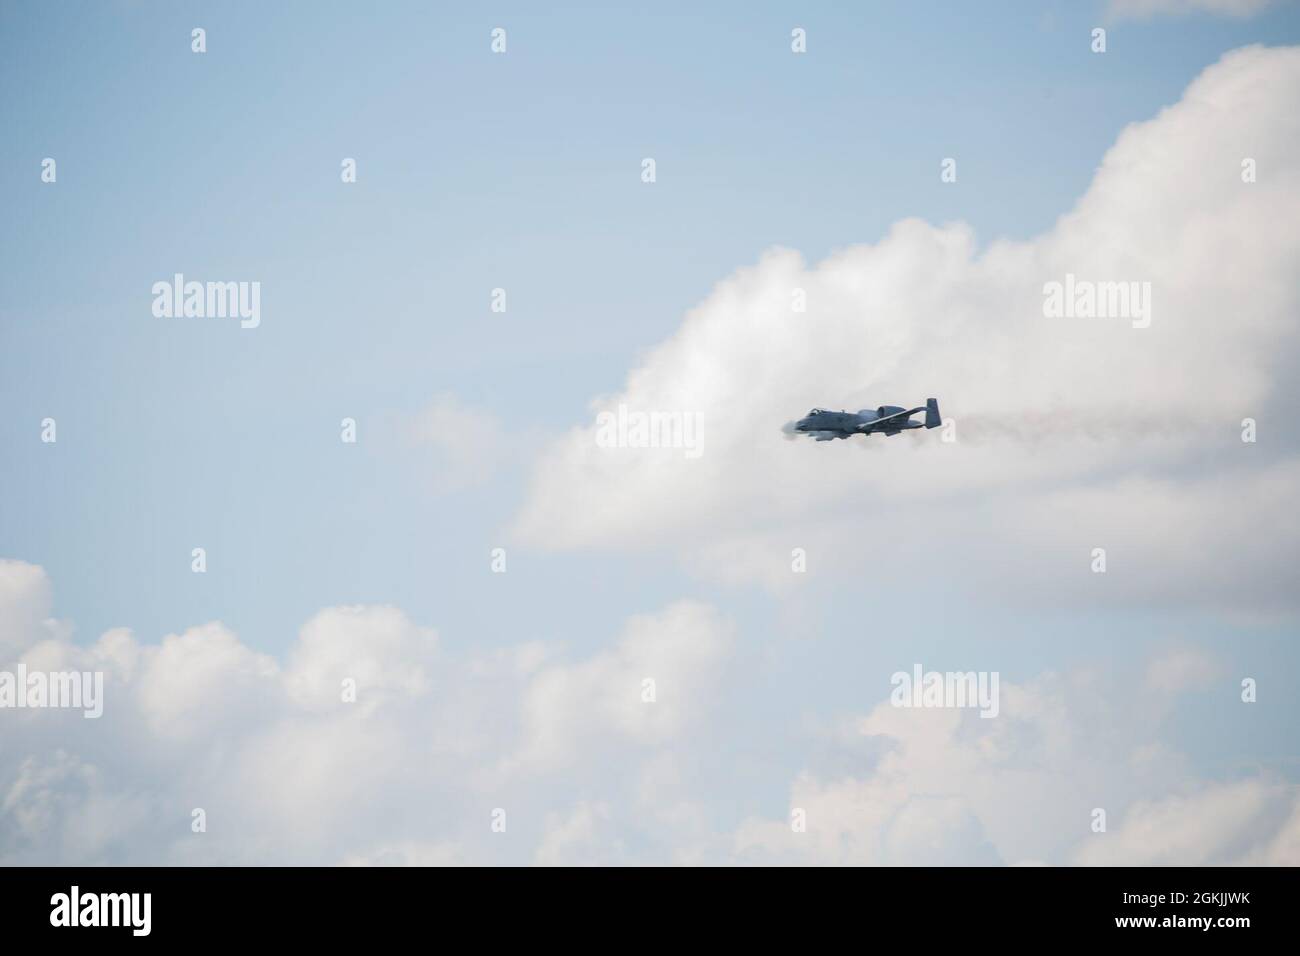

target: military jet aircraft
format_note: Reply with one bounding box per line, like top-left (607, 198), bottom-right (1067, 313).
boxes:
top-left (790, 398), bottom-right (941, 441)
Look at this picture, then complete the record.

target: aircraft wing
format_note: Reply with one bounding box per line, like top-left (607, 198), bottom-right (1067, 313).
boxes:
top-left (859, 406), bottom-right (926, 430)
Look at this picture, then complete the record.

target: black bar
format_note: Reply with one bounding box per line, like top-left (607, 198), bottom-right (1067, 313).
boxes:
top-left (2, 866), bottom-right (1285, 942)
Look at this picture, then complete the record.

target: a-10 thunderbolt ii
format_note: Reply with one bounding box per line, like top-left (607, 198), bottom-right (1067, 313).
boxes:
top-left (789, 398), bottom-right (941, 441)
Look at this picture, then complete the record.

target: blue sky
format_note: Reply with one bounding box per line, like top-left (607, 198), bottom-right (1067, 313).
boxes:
top-left (4, 1), bottom-right (1297, 640)
top-left (2, 2), bottom-right (1299, 864)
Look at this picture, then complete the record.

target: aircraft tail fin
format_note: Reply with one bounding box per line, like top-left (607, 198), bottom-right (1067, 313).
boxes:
top-left (924, 398), bottom-right (941, 429)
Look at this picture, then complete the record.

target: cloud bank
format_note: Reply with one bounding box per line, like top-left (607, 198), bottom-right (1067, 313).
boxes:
top-left (2, 558), bottom-right (1294, 864)
top-left (512, 46), bottom-right (1300, 614)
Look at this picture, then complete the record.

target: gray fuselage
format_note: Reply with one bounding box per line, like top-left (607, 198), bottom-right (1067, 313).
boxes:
top-left (795, 406), bottom-right (919, 440)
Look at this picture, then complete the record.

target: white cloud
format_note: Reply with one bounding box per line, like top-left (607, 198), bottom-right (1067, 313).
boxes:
top-left (0, 559), bottom-right (1293, 865)
top-left (135, 624), bottom-right (279, 740)
top-left (0, 560), bottom-right (735, 864)
top-left (1144, 644), bottom-right (1220, 695)
top-left (510, 601), bottom-right (734, 771)
top-left (1073, 780), bottom-right (1296, 864)
top-left (511, 46), bottom-right (1300, 613)
top-left (341, 841), bottom-right (467, 867)
top-left (285, 605), bottom-right (436, 714)
top-left (0, 560), bottom-right (57, 661)
top-left (534, 801), bottom-right (624, 866)
top-left (408, 393), bottom-right (514, 491)
top-left (733, 669), bottom-right (1299, 866)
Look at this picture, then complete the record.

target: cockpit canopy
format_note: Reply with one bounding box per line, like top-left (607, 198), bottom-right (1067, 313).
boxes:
top-left (808, 408), bottom-right (826, 416)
